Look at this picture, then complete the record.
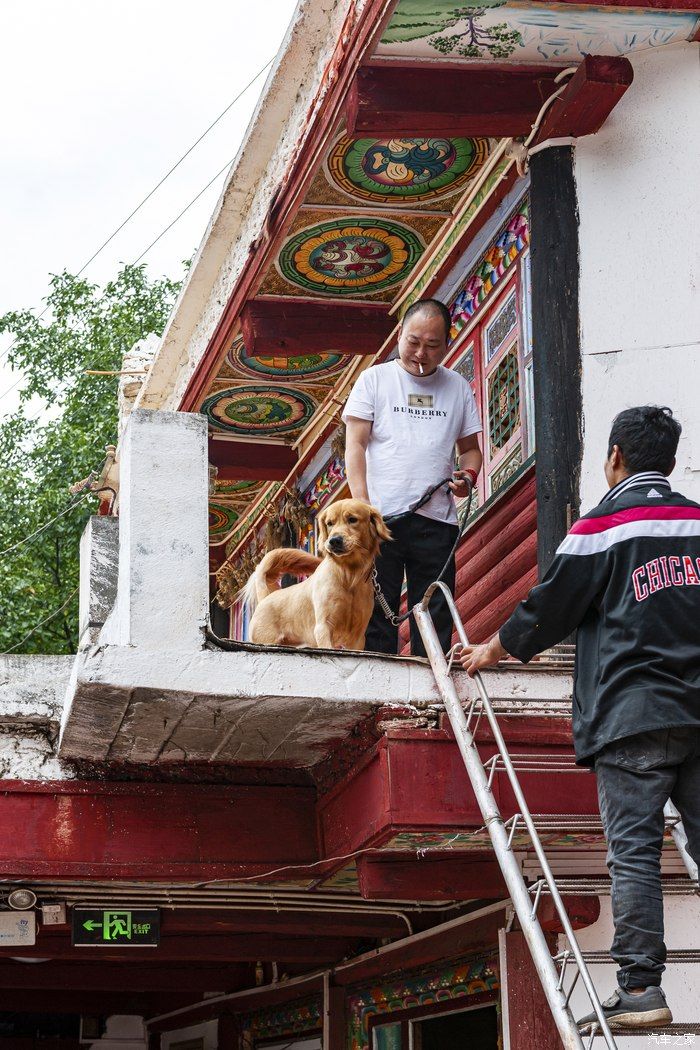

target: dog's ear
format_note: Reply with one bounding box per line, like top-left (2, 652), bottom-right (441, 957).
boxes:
top-left (369, 508), bottom-right (392, 544)
top-left (317, 507), bottom-right (330, 549)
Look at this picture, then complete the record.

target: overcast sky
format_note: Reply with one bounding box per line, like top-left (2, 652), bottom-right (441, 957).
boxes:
top-left (0, 0), bottom-right (299, 412)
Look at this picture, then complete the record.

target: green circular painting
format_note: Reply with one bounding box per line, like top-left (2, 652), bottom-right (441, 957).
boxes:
top-left (328, 136), bottom-right (489, 203)
top-left (278, 217), bottom-right (423, 296)
top-left (227, 339), bottom-right (349, 380)
top-left (202, 386), bottom-right (316, 436)
top-left (209, 502), bottom-right (240, 539)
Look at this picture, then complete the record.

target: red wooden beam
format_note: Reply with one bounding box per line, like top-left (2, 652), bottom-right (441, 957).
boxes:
top-left (148, 972), bottom-right (325, 1032)
top-left (0, 960), bottom-right (249, 992)
top-left (157, 908), bottom-right (406, 938)
top-left (319, 734), bottom-right (599, 862)
top-left (209, 436), bottom-right (298, 481)
top-left (499, 930), bottom-right (561, 1050)
top-left (347, 64), bottom-right (562, 137)
top-left (357, 852), bottom-right (507, 901)
top-left (334, 910), bottom-right (503, 985)
top-left (3, 990), bottom-right (191, 1018)
top-left (530, 55), bottom-right (634, 145)
top-left (0, 934), bottom-right (353, 969)
top-left (538, 896), bottom-right (601, 933)
top-left (241, 298), bottom-right (394, 356)
top-left (0, 781), bottom-right (317, 880)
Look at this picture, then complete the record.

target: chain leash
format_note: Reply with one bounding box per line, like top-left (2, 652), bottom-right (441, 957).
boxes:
top-left (371, 566), bottom-right (404, 627)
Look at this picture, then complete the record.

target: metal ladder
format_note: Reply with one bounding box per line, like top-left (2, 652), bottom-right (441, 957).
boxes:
top-left (415, 582), bottom-right (700, 1046)
top-left (414, 581), bottom-right (619, 1049)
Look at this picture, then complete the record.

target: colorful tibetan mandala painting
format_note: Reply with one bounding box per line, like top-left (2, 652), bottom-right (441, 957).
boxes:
top-left (327, 136), bottom-right (489, 203)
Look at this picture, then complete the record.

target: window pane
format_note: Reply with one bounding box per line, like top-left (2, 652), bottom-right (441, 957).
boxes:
top-left (373, 1022), bottom-right (402, 1050)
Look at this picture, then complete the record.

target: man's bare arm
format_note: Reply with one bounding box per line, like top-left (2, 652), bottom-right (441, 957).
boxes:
top-left (450, 433), bottom-right (483, 497)
top-left (344, 417), bottom-right (373, 503)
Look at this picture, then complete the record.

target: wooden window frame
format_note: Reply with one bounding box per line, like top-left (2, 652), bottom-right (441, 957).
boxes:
top-left (368, 992), bottom-right (498, 1050)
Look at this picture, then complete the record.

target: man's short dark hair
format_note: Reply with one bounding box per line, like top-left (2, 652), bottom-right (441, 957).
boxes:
top-left (402, 298), bottom-right (452, 342)
top-left (607, 406), bottom-right (681, 475)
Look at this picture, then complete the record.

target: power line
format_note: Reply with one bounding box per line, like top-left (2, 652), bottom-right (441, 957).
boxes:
top-left (1, 587), bottom-right (79, 655)
top-left (0, 372), bottom-right (24, 406)
top-left (0, 55), bottom-right (274, 371)
top-left (0, 494), bottom-right (92, 557)
top-left (76, 57), bottom-right (273, 277)
top-left (132, 155), bottom-right (234, 265)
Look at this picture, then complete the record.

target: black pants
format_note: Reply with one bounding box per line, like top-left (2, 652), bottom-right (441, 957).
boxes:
top-left (364, 515), bottom-right (459, 658)
top-left (595, 727), bottom-right (700, 989)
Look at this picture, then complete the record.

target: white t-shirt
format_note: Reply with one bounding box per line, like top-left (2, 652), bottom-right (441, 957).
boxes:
top-left (342, 360), bottom-right (482, 524)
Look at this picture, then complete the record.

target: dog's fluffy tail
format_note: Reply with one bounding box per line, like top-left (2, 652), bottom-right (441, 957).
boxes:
top-left (241, 548), bottom-right (322, 614)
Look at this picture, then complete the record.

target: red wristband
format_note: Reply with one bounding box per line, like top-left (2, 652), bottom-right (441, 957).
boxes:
top-left (464, 468), bottom-right (478, 487)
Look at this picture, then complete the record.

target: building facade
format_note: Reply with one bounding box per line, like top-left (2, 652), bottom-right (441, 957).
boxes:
top-left (1, 0), bottom-right (699, 1046)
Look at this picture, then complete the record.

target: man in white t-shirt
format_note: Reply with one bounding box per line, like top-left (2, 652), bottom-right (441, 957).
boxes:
top-left (343, 298), bottom-right (483, 656)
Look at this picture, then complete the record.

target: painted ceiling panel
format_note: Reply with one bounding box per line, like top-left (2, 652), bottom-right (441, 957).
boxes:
top-left (377, 0), bottom-right (698, 63)
top-left (259, 208), bottom-right (444, 300)
top-left (304, 134), bottom-right (494, 209)
top-left (205, 134), bottom-right (495, 548)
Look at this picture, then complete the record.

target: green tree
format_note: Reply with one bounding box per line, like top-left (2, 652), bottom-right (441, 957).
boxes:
top-left (0, 264), bottom-right (182, 655)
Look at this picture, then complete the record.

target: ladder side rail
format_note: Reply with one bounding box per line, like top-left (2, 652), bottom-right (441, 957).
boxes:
top-left (415, 599), bottom-right (588, 1049)
top-left (663, 799), bottom-right (699, 884)
top-left (415, 582), bottom-right (618, 1049)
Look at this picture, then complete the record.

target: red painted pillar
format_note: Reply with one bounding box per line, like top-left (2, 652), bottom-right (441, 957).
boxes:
top-left (499, 929), bottom-right (562, 1049)
top-left (324, 972), bottom-right (346, 1050)
top-left (218, 1014), bottom-right (238, 1049)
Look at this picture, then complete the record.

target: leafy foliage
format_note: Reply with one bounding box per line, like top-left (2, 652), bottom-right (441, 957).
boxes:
top-left (0, 264), bottom-right (182, 654)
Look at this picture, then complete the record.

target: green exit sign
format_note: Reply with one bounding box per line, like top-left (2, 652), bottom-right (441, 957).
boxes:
top-left (72, 909), bottom-right (160, 947)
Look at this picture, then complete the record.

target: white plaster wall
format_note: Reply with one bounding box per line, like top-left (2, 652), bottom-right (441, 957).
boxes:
top-left (565, 894), bottom-right (700, 1042)
top-left (160, 1020), bottom-right (218, 1049)
top-left (575, 43), bottom-right (700, 512)
top-left (89, 1015), bottom-right (146, 1049)
top-left (99, 410), bottom-right (209, 652)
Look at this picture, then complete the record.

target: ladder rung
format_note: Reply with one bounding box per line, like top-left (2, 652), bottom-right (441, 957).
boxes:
top-left (549, 877), bottom-right (698, 896)
top-left (582, 949), bottom-right (700, 965)
top-left (588, 1022), bottom-right (700, 1037)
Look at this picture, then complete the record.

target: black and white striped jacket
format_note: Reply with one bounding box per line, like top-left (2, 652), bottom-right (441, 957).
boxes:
top-left (499, 473), bottom-right (700, 764)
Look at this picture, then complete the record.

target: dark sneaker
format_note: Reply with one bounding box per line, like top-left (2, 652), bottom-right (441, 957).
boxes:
top-left (577, 986), bottom-right (672, 1032)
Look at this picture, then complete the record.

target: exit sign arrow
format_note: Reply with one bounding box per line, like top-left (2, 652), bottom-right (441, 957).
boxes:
top-left (82, 919), bottom-right (102, 932)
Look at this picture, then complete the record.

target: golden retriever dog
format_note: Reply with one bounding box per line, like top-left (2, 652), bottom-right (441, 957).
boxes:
top-left (243, 498), bottom-right (391, 650)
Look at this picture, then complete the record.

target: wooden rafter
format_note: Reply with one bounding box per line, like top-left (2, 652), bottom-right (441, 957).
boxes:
top-left (241, 298), bottom-right (394, 356)
top-left (209, 436), bottom-right (298, 481)
top-left (530, 54), bottom-right (634, 145)
top-left (346, 63), bottom-right (564, 137)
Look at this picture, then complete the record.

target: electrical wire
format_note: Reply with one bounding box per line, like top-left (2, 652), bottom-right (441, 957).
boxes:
top-left (78, 58), bottom-right (273, 277)
top-left (0, 55), bottom-right (274, 370)
top-left (1, 587), bottom-right (79, 655)
top-left (0, 494), bottom-right (91, 558)
top-left (131, 154), bottom-right (235, 265)
top-left (194, 821), bottom-right (491, 889)
top-left (0, 373), bottom-right (24, 405)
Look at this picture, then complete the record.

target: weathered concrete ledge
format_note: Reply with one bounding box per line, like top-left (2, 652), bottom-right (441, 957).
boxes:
top-left (0, 655), bottom-right (76, 780)
top-left (59, 645), bottom-right (573, 767)
top-left (0, 655), bottom-right (73, 727)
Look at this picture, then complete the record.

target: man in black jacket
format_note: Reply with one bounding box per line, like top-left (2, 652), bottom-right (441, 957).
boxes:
top-left (460, 406), bottom-right (700, 1032)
